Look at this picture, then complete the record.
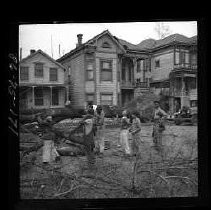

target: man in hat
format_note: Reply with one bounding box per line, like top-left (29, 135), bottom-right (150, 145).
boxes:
top-left (152, 101), bottom-right (167, 152)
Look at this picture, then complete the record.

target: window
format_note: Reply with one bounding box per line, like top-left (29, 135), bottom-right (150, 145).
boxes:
top-left (50, 68), bottom-right (58, 81)
top-left (35, 63), bottom-right (43, 77)
top-left (85, 53), bottom-right (94, 60)
top-left (34, 88), bottom-right (44, 106)
top-left (137, 60), bottom-right (145, 72)
top-left (180, 51), bottom-right (186, 64)
top-left (144, 59), bottom-right (148, 72)
top-left (191, 100), bottom-right (197, 107)
top-left (175, 51), bottom-right (180, 64)
top-left (52, 89), bottom-right (59, 106)
top-left (100, 60), bottom-right (112, 81)
top-left (20, 66), bottom-right (29, 81)
top-left (86, 94), bottom-right (94, 104)
top-left (101, 94), bottom-right (113, 105)
top-left (102, 42), bottom-right (111, 48)
top-left (191, 53), bottom-right (197, 65)
top-left (155, 60), bottom-right (160, 68)
top-left (137, 60), bottom-right (140, 72)
top-left (86, 62), bottom-right (94, 80)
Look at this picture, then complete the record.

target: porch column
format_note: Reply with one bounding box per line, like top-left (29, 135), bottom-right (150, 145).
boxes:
top-left (181, 75), bottom-right (187, 107)
top-left (119, 56), bottom-right (123, 107)
top-left (50, 86), bottom-right (52, 108)
top-left (32, 86), bottom-right (35, 108)
top-left (133, 58), bottom-right (137, 83)
top-left (66, 85), bottom-right (69, 102)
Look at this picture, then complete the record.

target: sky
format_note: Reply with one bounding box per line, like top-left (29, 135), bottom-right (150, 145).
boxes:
top-left (19, 21), bottom-right (197, 60)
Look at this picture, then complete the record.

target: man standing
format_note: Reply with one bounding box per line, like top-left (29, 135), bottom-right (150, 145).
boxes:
top-left (68, 109), bottom-right (96, 169)
top-left (120, 110), bottom-right (131, 156)
top-left (152, 101), bottom-right (167, 152)
top-left (94, 105), bottom-right (105, 155)
top-left (37, 111), bottom-right (60, 164)
top-left (129, 111), bottom-right (142, 156)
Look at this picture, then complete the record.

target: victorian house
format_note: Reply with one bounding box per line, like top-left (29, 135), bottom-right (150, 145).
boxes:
top-left (19, 50), bottom-right (67, 110)
top-left (57, 30), bottom-right (151, 109)
top-left (140, 34), bottom-right (197, 113)
top-left (57, 30), bottom-right (197, 112)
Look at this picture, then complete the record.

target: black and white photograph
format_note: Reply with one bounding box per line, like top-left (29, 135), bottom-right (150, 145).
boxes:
top-left (17, 21), bottom-right (199, 200)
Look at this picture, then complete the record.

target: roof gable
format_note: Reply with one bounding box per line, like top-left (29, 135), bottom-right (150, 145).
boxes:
top-left (57, 30), bottom-right (126, 62)
top-left (137, 34), bottom-right (197, 51)
top-left (86, 30), bottom-right (126, 52)
top-left (20, 50), bottom-right (66, 70)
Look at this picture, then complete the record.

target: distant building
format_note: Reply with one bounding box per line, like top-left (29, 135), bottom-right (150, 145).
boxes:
top-left (19, 49), bottom-right (68, 110)
top-left (145, 34), bottom-right (197, 113)
top-left (57, 30), bottom-right (197, 112)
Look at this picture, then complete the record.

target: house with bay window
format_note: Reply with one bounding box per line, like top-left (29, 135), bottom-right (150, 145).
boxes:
top-left (57, 30), bottom-right (197, 111)
top-left (19, 49), bottom-right (67, 110)
top-left (57, 31), bottom-right (151, 108)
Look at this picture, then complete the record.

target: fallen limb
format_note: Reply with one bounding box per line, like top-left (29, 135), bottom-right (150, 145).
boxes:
top-left (164, 175), bottom-right (198, 186)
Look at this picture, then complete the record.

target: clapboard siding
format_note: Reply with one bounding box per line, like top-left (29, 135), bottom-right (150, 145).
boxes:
top-left (151, 48), bottom-right (174, 81)
top-left (60, 53), bottom-right (85, 108)
top-left (96, 34), bottom-right (122, 54)
top-left (85, 81), bottom-right (95, 93)
top-left (20, 53), bottom-right (65, 85)
top-left (95, 52), bottom-right (118, 105)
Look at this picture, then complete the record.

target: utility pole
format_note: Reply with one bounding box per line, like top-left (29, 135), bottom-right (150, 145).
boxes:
top-left (51, 35), bottom-right (53, 58)
top-left (59, 44), bottom-right (61, 57)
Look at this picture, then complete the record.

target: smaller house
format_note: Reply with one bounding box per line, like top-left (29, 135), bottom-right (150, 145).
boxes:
top-left (19, 49), bottom-right (67, 110)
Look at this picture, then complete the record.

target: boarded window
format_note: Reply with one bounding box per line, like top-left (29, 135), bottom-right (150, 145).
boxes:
top-left (34, 88), bottom-right (44, 106)
top-left (52, 89), bottom-right (59, 106)
top-left (50, 68), bottom-right (58, 81)
top-left (20, 66), bottom-right (29, 81)
top-left (100, 60), bottom-right (112, 81)
top-left (101, 94), bottom-right (113, 105)
top-left (35, 63), bottom-right (43, 77)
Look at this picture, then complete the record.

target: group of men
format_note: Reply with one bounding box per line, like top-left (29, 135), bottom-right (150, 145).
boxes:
top-left (39, 101), bottom-right (167, 169)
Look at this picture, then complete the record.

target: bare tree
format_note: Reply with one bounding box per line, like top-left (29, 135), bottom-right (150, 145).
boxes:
top-left (154, 22), bottom-right (172, 39)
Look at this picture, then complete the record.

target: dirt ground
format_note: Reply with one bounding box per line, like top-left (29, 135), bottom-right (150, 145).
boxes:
top-left (20, 124), bottom-right (198, 199)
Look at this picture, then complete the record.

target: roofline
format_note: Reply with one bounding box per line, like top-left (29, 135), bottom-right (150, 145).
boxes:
top-left (57, 30), bottom-right (126, 62)
top-left (20, 49), bottom-right (66, 71)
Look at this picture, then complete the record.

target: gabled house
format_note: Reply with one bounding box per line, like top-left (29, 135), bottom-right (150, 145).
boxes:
top-left (19, 49), bottom-right (67, 110)
top-left (57, 30), bottom-right (197, 112)
top-left (57, 30), bottom-right (150, 108)
top-left (138, 34), bottom-right (197, 113)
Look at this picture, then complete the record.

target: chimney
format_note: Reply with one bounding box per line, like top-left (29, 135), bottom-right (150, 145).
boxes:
top-left (76, 34), bottom-right (83, 47)
top-left (30, 49), bottom-right (36, 55)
